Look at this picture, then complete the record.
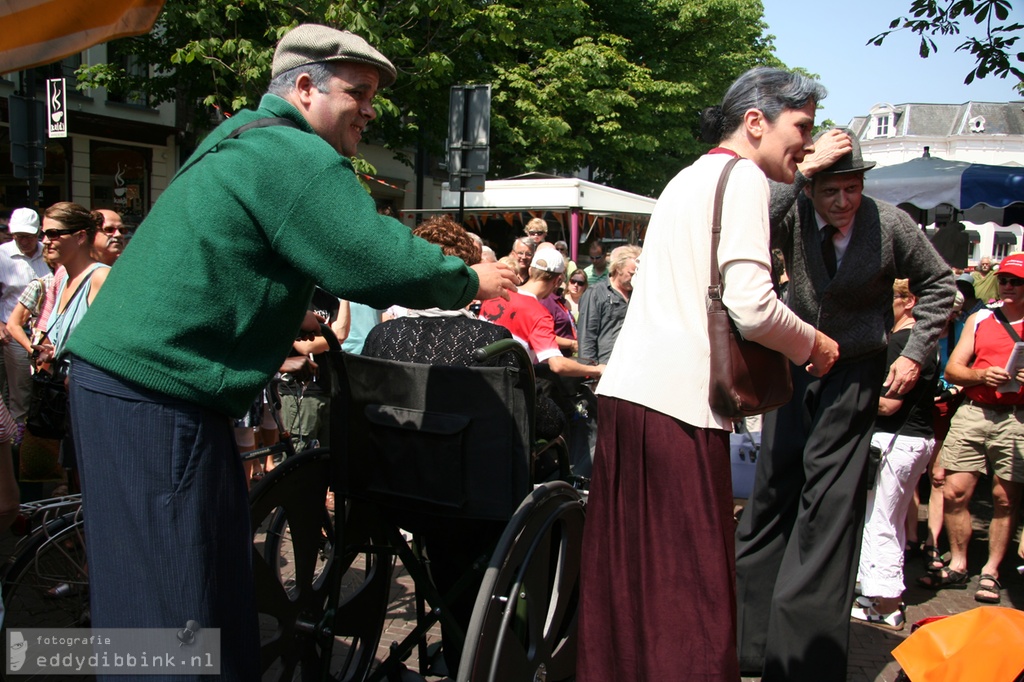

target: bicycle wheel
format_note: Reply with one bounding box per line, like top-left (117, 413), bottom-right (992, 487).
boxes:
top-left (251, 448), bottom-right (393, 682)
top-left (1, 511), bottom-right (89, 630)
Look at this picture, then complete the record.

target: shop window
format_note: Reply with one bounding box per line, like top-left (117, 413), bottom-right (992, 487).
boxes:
top-left (0, 127), bottom-right (71, 211)
top-left (90, 142), bottom-right (150, 221)
top-left (966, 230), bottom-right (981, 263)
top-left (993, 232), bottom-right (1017, 259)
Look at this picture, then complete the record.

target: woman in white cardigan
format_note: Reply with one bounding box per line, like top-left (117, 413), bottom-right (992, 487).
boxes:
top-left (577, 68), bottom-right (840, 681)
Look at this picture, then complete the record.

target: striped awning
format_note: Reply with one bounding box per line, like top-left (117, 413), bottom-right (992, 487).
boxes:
top-left (0, 0), bottom-right (164, 74)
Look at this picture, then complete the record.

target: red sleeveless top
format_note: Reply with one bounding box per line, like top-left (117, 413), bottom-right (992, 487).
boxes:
top-left (964, 309), bottom-right (1024, 405)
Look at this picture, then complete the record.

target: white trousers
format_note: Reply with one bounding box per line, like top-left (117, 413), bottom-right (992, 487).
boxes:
top-left (857, 431), bottom-right (934, 599)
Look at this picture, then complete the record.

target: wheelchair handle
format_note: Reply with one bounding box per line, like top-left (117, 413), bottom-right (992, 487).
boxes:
top-left (472, 339), bottom-right (531, 369)
top-left (320, 323), bottom-right (342, 352)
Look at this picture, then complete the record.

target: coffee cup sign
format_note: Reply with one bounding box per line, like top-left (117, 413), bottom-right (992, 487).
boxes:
top-left (46, 78), bottom-right (67, 139)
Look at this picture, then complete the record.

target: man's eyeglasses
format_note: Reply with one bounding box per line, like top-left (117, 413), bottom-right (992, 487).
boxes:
top-left (101, 225), bottom-right (134, 236)
top-left (42, 228), bottom-right (83, 240)
top-left (590, 253), bottom-right (605, 260)
top-left (997, 276), bottom-right (1024, 287)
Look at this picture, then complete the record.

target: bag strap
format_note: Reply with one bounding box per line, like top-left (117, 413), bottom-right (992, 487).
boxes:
top-left (707, 156), bottom-right (743, 313)
top-left (993, 307), bottom-right (1022, 343)
top-left (225, 117), bottom-right (299, 139)
top-left (54, 263), bottom-right (104, 317)
top-left (175, 117), bottom-right (300, 178)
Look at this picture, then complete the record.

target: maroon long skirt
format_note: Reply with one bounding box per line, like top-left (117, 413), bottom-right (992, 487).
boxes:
top-left (577, 397), bottom-right (739, 681)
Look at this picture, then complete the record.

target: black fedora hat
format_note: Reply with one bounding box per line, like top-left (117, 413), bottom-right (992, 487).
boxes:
top-left (815, 127), bottom-right (876, 176)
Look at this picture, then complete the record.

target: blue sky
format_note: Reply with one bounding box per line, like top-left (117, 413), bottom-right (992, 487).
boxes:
top-left (761, 0), bottom-right (1022, 126)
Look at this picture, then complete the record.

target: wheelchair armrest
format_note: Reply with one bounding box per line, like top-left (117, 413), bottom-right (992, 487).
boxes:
top-left (472, 339), bottom-right (530, 367)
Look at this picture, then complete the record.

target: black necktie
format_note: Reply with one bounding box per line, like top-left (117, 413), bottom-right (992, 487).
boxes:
top-left (821, 225), bottom-right (838, 278)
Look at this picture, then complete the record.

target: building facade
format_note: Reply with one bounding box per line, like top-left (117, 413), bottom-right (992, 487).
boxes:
top-left (1, 43), bottom-right (436, 228)
top-left (848, 101), bottom-right (1024, 265)
top-left (1, 45), bottom-right (178, 225)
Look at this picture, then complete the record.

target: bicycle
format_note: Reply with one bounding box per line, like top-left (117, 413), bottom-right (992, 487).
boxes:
top-left (1, 494), bottom-right (88, 631)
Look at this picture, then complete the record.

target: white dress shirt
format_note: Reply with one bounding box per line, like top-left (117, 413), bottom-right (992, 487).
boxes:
top-left (0, 240), bottom-right (49, 322)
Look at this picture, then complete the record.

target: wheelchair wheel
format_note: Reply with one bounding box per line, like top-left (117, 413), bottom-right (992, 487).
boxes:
top-left (263, 504), bottom-right (333, 599)
top-left (251, 448), bottom-right (393, 682)
top-left (458, 481), bottom-right (585, 682)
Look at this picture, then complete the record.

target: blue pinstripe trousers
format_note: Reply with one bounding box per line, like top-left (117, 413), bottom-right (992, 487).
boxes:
top-left (69, 358), bottom-right (259, 681)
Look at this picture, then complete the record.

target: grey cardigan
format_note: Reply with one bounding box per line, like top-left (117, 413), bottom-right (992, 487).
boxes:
top-left (770, 176), bottom-right (955, 366)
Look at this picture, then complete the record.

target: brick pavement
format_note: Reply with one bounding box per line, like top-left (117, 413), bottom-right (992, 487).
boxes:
top-left (373, 486), bottom-right (1021, 682)
top-left (2, 483), bottom-right (1018, 681)
top-left (737, 485), bottom-right (1023, 682)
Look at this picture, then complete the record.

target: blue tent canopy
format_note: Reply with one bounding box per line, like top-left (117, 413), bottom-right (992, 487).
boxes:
top-left (864, 156), bottom-right (1024, 210)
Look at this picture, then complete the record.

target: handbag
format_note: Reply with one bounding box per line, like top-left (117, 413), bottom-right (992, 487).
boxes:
top-left (707, 156), bottom-right (793, 418)
top-left (26, 363), bottom-right (69, 440)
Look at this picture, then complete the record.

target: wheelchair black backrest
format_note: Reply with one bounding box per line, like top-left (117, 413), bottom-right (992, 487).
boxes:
top-left (331, 345), bottom-right (536, 521)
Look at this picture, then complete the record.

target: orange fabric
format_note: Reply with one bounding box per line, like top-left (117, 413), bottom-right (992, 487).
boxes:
top-left (893, 606), bottom-right (1024, 682)
top-left (0, 0), bottom-right (164, 73)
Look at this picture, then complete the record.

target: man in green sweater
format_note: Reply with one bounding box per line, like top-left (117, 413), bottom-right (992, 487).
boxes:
top-left (65, 24), bottom-right (515, 681)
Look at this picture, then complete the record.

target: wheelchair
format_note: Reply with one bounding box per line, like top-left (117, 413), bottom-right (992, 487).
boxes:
top-left (250, 333), bottom-right (587, 682)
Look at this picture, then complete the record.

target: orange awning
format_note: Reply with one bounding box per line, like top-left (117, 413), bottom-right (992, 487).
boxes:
top-left (0, 0), bottom-right (165, 73)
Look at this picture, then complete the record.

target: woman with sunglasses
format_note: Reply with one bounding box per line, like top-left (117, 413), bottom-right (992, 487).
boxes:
top-left (565, 269), bottom-right (588, 321)
top-left (34, 203), bottom-right (110, 370)
top-left (577, 68), bottom-right (840, 681)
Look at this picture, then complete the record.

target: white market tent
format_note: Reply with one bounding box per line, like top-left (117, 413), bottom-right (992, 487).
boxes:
top-left (437, 174), bottom-right (658, 259)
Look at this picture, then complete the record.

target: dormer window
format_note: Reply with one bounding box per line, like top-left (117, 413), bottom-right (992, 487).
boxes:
top-left (876, 115), bottom-right (890, 137)
top-left (867, 104), bottom-right (897, 139)
top-left (969, 115), bottom-right (986, 133)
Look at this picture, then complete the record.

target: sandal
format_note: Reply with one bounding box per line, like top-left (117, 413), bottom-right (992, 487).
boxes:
top-left (975, 574), bottom-right (1002, 604)
top-left (917, 567), bottom-right (969, 590)
top-left (851, 600), bottom-right (906, 631)
top-left (923, 544), bottom-right (949, 572)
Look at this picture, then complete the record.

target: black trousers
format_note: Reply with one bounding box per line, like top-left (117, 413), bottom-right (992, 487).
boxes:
top-left (735, 352), bottom-right (884, 682)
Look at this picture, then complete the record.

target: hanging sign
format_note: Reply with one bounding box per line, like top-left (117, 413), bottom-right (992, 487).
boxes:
top-left (47, 77), bottom-right (67, 138)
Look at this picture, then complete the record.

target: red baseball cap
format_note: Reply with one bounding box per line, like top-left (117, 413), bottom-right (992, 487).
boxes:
top-left (998, 253), bottom-right (1024, 278)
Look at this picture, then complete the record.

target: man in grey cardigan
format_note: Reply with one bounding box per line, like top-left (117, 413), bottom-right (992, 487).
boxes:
top-left (735, 129), bottom-right (955, 682)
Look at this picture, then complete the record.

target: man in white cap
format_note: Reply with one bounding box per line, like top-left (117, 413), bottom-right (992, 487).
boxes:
top-left (0, 208), bottom-right (49, 426)
top-left (63, 24), bottom-right (516, 680)
top-left (480, 247), bottom-right (603, 379)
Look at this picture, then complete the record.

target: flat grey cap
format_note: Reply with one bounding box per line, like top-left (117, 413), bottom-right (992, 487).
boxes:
top-left (272, 24), bottom-right (397, 88)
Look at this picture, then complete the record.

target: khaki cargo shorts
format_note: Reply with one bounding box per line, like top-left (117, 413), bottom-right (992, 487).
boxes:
top-left (939, 400), bottom-right (1024, 482)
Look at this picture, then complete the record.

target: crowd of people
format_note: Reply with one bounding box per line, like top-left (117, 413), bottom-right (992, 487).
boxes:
top-left (1, 23), bottom-right (1022, 682)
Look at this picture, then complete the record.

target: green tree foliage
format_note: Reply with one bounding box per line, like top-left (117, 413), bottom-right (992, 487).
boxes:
top-left (76, 0), bottom-right (786, 196)
top-left (869, 0), bottom-right (1023, 93)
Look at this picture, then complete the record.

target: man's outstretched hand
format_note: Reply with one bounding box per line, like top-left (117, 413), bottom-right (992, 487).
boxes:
top-left (473, 262), bottom-right (519, 301)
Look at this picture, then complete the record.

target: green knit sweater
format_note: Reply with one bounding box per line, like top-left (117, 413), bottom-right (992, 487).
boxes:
top-left (68, 95), bottom-right (479, 416)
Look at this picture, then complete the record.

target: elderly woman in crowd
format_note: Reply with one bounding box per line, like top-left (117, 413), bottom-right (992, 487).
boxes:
top-left (578, 67), bottom-right (839, 681)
